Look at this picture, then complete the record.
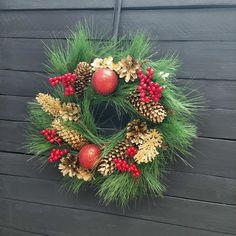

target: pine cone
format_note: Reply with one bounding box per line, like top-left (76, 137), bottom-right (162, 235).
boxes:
top-left (36, 93), bottom-right (62, 117)
top-left (97, 141), bottom-right (130, 176)
top-left (134, 129), bottom-right (163, 164)
top-left (77, 167), bottom-right (94, 181)
top-left (52, 119), bottom-right (87, 150)
top-left (129, 92), bottom-right (167, 124)
top-left (126, 119), bottom-right (148, 145)
top-left (58, 153), bottom-right (80, 178)
top-left (36, 93), bottom-right (80, 122)
top-left (74, 62), bottom-right (92, 96)
top-left (60, 102), bottom-right (80, 122)
top-left (58, 154), bottom-right (93, 181)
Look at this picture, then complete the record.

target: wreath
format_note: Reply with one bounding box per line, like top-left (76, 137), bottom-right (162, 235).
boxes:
top-left (27, 26), bottom-right (198, 206)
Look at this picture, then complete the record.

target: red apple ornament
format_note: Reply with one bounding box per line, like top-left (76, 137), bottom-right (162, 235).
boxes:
top-left (92, 68), bottom-right (118, 95)
top-left (78, 144), bottom-right (101, 169)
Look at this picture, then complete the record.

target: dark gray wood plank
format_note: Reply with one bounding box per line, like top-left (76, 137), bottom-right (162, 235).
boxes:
top-left (176, 79), bottom-right (236, 110)
top-left (1, 0), bottom-right (235, 10)
top-left (120, 8), bottom-right (236, 41)
top-left (0, 196), bottom-right (236, 234)
top-left (166, 171), bottom-right (236, 204)
top-left (0, 121), bottom-right (26, 153)
top-left (155, 41), bottom-right (236, 80)
top-left (0, 70), bottom-right (47, 97)
top-left (123, 0), bottom-right (236, 8)
top-left (1, 39), bottom-right (235, 80)
top-left (0, 10), bottom-right (114, 39)
top-left (0, 137), bottom-right (235, 180)
top-left (0, 95), bottom-right (32, 121)
top-left (3, 90), bottom-right (236, 121)
top-left (1, 168), bottom-right (235, 206)
top-left (197, 109), bottom-right (236, 140)
top-left (0, 226), bottom-right (45, 236)
top-left (1, 8), bottom-right (235, 41)
top-left (0, 105), bottom-right (236, 153)
top-left (0, 0), bottom-right (114, 10)
top-left (174, 137), bottom-right (236, 179)
top-left (0, 152), bottom-right (61, 180)
top-left (1, 76), bottom-right (236, 110)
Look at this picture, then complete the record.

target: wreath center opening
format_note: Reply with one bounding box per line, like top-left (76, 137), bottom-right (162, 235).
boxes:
top-left (92, 103), bottom-right (131, 137)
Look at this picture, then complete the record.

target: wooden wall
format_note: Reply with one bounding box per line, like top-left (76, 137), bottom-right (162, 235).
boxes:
top-left (0, 0), bottom-right (236, 235)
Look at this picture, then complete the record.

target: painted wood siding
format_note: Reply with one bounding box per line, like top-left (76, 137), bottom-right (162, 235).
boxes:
top-left (0, 1), bottom-right (236, 235)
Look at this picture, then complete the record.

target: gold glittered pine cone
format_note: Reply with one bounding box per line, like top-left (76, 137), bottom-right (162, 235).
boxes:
top-left (113, 55), bottom-right (141, 82)
top-left (52, 119), bottom-right (87, 150)
top-left (36, 93), bottom-right (81, 122)
top-left (77, 167), bottom-right (94, 181)
top-left (74, 62), bottom-right (92, 96)
top-left (91, 56), bottom-right (114, 71)
top-left (58, 154), bottom-right (93, 181)
top-left (36, 93), bottom-right (62, 117)
top-left (126, 119), bottom-right (148, 145)
top-left (129, 92), bottom-right (167, 124)
top-left (60, 102), bottom-right (81, 122)
top-left (59, 153), bottom-right (80, 178)
top-left (97, 140), bottom-right (130, 176)
top-left (134, 129), bottom-right (163, 164)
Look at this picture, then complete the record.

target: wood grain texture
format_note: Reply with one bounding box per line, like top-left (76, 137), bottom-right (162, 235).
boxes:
top-left (0, 152), bottom-right (61, 180)
top-left (197, 109), bottom-right (236, 140)
top-left (1, 71), bottom-right (236, 109)
top-left (0, 197), bottom-right (236, 234)
top-left (0, 70), bottom-right (47, 97)
top-left (0, 95), bottom-right (32, 121)
top-left (0, 0), bottom-right (114, 10)
top-left (0, 137), bottom-right (235, 180)
top-left (120, 8), bottom-right (236, 41)
top-left (1, 0), bottom-right (235, 10)
top-left (1, 8), bottom-right (235, 40)
top-left (0, 10), bottom-right (114, 39)
top-left (176, 79), bottom-right (236, 110)
top-left (1, 39), bottom-right (235, 80)
top-left (1, 104), bottom-right (236, 138)
top-left (0, 2), bottom-right (236, 235)
top-left (1, 169), bottom-right (235, 206)
top-left (0, 121), bottom-right (25, 153)
top-left (174, 137), bottom-right (236, 179)
top-left (122, 0), bottom-right (236, 8)
top-left (0, 226), bottom-right (45, 236)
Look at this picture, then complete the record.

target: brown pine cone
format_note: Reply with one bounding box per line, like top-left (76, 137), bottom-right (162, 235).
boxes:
top-left (97, 141), bottom-right (130, 176)
top-left (74, 62), bottom-right (92, 96)
top-left (126, 119), bottom-right (148, 145)
top-left (129, 91), bottom-right (167, 124)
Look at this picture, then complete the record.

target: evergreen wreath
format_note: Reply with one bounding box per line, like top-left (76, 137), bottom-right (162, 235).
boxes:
top-left (27, 25), bottom-right (199, 206)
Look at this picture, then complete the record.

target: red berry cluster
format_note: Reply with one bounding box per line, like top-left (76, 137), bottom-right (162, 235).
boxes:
top-left (137, 67), bottom-right (164, 103)
top-left (41, 128), bottom-right (62, 144)
top-left (49, 73), bottom-right (77, 96)
top-left (114, 158), bottom-right (141, 177)
top-left (126, 146), bottom-right (138, 157)
top-left (49, 148), bottom-right (68, 162)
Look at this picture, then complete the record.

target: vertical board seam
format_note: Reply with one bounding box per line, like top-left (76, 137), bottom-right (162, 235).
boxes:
top-left (112, 0), bottom-right (122, 39)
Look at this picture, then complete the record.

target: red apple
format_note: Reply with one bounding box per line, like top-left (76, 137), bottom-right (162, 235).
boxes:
top-left (92, 68), bottom-right (118, 95)
top-left (78, 144), bottom-right (101, 169)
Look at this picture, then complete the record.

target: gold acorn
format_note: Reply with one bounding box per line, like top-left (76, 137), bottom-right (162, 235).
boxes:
top-left (97, 141), bottom-right (130, 176)
top-left (129, 91), bottom-right (167, 124)
top-left (74, 62), bottom-right (92, 96)
top-left (52, 119), bottom-right (87, 150)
